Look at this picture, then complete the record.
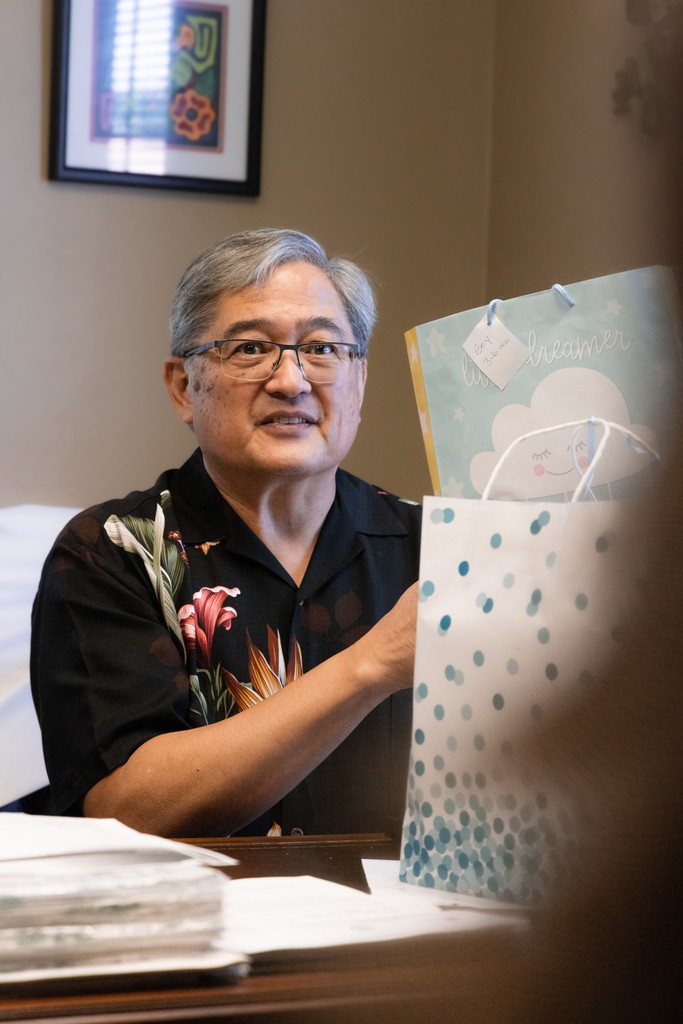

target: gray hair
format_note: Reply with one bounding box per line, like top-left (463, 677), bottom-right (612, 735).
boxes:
top-left (169, 228), bottom-right (377, 357)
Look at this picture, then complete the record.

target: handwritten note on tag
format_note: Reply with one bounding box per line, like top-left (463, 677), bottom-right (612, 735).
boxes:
top-left (462, 313), bottom-right (529, 389)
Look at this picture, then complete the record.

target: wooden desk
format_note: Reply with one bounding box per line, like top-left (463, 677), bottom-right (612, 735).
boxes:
top-left (176, 831), bottom-right (400, 891)
top-left (0, 834), bottom-right (532, 1024)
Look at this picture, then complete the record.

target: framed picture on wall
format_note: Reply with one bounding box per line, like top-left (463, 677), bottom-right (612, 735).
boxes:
top-left (49, 0), bottom-right (267, 195)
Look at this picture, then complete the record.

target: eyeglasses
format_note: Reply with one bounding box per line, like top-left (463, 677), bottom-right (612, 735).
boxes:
top-left (184, 339), bottom-right (363, 383)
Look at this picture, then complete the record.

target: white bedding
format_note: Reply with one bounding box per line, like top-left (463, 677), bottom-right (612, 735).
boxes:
top-left (0, 505), bottom-right (80, 805)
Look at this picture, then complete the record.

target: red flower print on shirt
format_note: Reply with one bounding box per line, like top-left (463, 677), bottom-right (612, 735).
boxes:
top-left (179, 585), bottom-right (240, 669)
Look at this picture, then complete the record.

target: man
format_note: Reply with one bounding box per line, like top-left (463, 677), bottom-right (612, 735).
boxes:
top-left (31, 229), bottom-right (421, 839)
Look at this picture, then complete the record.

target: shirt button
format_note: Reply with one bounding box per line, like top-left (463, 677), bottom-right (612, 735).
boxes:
top-left (290, 827), bottom-right (304, 836)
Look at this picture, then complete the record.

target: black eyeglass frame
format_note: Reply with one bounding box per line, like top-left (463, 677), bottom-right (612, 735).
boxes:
top-left (183, 339), bottom-right (363, 382)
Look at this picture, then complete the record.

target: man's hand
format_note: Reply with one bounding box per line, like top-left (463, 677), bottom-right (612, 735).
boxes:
top-left (351, 582), bottom-right (418, 697)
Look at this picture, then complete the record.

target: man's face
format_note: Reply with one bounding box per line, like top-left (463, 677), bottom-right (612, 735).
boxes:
top-left (165, 261), bottom-right (367, 490)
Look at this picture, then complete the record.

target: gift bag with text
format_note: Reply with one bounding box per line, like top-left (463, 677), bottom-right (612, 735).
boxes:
top-left (405, 266), bottom-right (681, 500)
top-left (399, 490), bottom-right (653, 905)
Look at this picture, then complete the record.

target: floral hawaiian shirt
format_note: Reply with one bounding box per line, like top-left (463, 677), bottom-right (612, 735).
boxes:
top-left (31, 449), bottom-right (422, 836)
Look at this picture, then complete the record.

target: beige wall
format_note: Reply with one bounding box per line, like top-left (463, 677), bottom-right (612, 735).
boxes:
top-left (487, 1), bottom-right (678, 298)
top-left (1, 1), bottom-right (674, 509)
top-left (2, 0), bottom-right (494, 508)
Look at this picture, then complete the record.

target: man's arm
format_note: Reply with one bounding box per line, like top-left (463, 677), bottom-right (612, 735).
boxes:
top-left (83, 583), bottom-right (417, 837)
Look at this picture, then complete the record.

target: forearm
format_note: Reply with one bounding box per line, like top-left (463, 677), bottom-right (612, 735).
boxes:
top-left (83, 636), bottom-right (404, 837)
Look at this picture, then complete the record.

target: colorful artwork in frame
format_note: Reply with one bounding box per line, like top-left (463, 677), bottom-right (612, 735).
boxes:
top-left (49, 0), bottom-right (266, 195)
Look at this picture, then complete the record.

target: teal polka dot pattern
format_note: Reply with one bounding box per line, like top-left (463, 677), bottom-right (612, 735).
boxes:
top-left (401, 496), bottom-right (651, 905)
top-left (529, 510), bottom-right (551, 535)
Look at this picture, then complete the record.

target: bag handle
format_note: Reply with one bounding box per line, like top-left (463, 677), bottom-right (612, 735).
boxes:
top-left (484, 283), bottom-right (575, 325)
top-left (481, 417), bottom-right (660, 503)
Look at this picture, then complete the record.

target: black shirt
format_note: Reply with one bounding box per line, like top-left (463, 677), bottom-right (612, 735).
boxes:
top-left (31, 449), bottom-right (422, 836)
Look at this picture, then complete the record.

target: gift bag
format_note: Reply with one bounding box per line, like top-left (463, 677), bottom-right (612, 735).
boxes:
top-left (405, 266), bottom-right (682, 500)
top-left (398, 424), bottom-right (655, 905)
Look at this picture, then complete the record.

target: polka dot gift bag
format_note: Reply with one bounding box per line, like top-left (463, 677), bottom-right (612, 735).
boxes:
top-left (399, 420), bottom-right (656, 905)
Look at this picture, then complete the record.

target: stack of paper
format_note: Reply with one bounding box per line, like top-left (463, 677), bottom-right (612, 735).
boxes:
top-left (0, 814), bottom-right (248, 985)
top-left (0, 817), bottom-right (530, 988)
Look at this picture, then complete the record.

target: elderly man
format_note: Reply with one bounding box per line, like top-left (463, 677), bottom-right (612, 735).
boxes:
top-left (31, 229), bottom-right (420, 838)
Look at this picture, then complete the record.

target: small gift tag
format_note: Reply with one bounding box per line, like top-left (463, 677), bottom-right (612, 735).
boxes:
top-left (462, 313), bottom-right (529, 390)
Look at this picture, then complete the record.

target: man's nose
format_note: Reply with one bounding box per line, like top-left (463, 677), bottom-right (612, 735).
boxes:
top-left (266, 349), bottom-right (312, 393)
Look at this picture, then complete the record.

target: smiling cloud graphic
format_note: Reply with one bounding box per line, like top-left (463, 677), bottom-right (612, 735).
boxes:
top-left (470, 367), bottom-right (657, 499)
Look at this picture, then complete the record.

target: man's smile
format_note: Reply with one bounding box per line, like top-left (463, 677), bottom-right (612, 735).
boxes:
top-left (259, 413), bottom-right (319, 426)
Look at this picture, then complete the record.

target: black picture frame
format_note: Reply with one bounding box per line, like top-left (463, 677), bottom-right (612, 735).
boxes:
top-left (49, 0), bottom-right (266, 195)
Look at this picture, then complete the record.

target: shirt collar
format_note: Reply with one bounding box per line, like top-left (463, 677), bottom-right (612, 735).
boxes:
top-left (171, 448), bottom-right (412, 546)
top-left (334, 469), bottom-right (413, 538)
top-left (170, 448), bottom-right (233, 544)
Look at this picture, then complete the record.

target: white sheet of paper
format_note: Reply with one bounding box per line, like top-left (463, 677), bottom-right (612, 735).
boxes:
top-left (362, 858), bottom-right (522, 911)
top-left (219, 869), bottom-right (527, 956)
top-left (0, 947), bottom-right (249, 986)
top-left (0, 813), bottom-right (237, 867)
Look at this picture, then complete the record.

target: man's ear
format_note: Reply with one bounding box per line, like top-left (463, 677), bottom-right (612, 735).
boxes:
top-left (163, 357), bottom-right (194, 426)
top-left (357, 355), bottom-right (368, 404)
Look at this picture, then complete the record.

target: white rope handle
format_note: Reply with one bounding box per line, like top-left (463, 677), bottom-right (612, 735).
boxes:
top-left (481, 417), bottom-right (660, 502)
